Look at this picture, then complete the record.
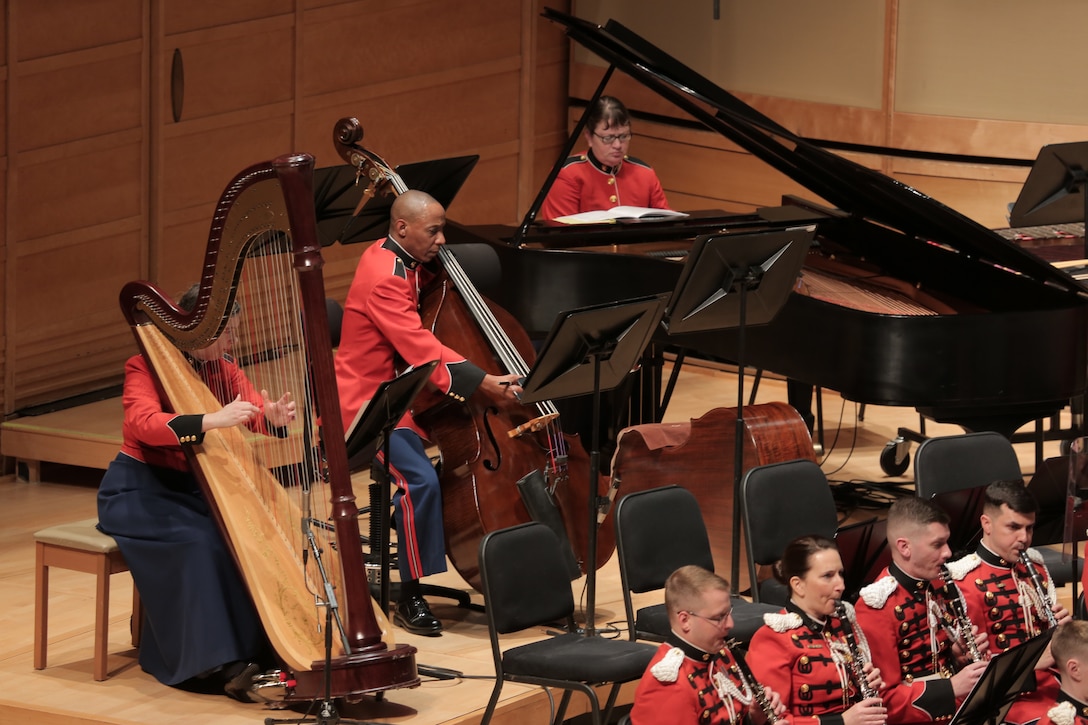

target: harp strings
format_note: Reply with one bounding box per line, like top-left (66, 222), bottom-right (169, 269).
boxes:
top-left (199, 237), bottom-right (345, 607)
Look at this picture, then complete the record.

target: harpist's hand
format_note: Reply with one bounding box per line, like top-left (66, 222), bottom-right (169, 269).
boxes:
top-left (262, 390), bottom-right (297, 428)
top-left (204, 394), bottom-right (261, 431)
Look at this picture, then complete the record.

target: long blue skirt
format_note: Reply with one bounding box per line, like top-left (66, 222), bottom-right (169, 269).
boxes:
top-left (97, 453), bottom-right (270, 686)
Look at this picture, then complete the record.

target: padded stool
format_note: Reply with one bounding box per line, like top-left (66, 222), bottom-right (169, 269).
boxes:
top-left (34, 518), bottom-right (142, 680)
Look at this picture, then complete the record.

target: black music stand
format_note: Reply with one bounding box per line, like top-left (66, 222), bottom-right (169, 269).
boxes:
top-left (949, 630), bottom-right (1054, 725)
top-left (1010, 141), bottom-right (1088, 257)
top-left (662, 225), bottom-right (815, 588)
top-left (314, 155), bottom-right (479, 247)
top-left (518, 293), bottom-right (669, 636)
top-left (344, 361), bottom-right (439, 618)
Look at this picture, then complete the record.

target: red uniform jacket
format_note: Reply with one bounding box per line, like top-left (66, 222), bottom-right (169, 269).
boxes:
top-left (539, 149), bottom-right (669, 220)
top-left (334, 238), bottom-right (486, 438)
top-left (1006, 689), bottom-right (1088, 725)
top-left (946, 545), bottom-right (1058, 654)
top-left (632, 634), bottom-right (765, 725)
top-left (853, 564), bottom-right (960, 723)
top-left (120, 353), bottom-right (274, 471)
top-left (747, 601), bottom-right (872, 725)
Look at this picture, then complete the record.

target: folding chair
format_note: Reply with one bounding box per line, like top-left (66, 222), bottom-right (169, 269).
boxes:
top-left (478, 522), bottom-right (656, 725)
top-left (741, 459), bottom-right (838, 605)
top-left (614, 485), bottom-right (777, 645)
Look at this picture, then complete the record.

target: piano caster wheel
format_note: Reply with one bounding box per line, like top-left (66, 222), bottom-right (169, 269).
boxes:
top-left (879, 437), bottom-right (911, 476)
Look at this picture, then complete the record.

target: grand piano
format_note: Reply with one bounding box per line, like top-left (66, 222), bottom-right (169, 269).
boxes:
top-left (447, 8), bottom-right (1088, 471)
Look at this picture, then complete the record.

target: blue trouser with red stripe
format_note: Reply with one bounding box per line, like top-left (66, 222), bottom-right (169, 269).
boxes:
top-left (377, 428), bottom-right (448, 580)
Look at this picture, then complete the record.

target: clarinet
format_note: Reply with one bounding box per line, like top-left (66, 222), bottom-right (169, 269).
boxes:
top-left (1018, 551), bottom-right (1059, 628)
top-left (726, 640), bottom-right (778, 723)
top-left (938, 564), bottom-right (985, 662)
top-left (834, 600), bottom-right (880, 701)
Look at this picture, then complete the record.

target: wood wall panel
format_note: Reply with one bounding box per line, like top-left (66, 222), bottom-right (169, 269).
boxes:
top-left (11, 228), bottom-right (140, 406)
top-left (0, 73), bottom-right (6, 159)
top-left (13, 0), bottom-right (143, 60)
top-left (163, 20), bottom-right (295, 122)
top-left (159, 116), bottom-right (294, 216)
top-left (4, 0), bottom-right (148, 412)
top-left (162, 0), bottom-right (295, 35)
top-left (13, 142), bottom-right (143, 241)
top-left (300, 1), bottom-right (521, 97)
top-left (13, 51), bottom-right (144, 151)
top-left (156, 215), bottom-right (218, 299)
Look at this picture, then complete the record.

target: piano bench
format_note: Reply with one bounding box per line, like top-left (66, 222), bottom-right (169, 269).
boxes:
top-left (33, 519), bottom-right (142, 681)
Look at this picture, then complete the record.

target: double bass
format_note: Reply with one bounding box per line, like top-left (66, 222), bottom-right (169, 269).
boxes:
top-left (333, 120), bottom-right (608, 591)
top-left (120, 153), bottom-right (418, 701)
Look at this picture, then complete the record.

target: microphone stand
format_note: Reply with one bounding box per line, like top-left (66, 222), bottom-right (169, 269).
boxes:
top-left (264, 522), bottom-right (376, 725)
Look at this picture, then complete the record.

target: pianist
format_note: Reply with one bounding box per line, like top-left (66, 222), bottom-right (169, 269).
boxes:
top-left (539, 95), bottom-right (670, 220)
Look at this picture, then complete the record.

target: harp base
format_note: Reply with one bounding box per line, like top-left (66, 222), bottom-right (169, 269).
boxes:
top-left (286, 643), bottom-right (421, 702)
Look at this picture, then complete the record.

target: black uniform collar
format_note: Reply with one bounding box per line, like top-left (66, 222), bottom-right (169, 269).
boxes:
top-left (665, 630), bottom-right (716, 663)
top-left (786, 599), bottom-right (830, 633)
top-left (1057, 690), bottom-right (1088, 717)
top-left (586, 147), bottom-right (624, 175)
top-left (382, 236), bottom-right (424, 271)
top-left (889, 562), bottom-right (933, 599)
top-left (976, 542), bottom-right (1016, 569)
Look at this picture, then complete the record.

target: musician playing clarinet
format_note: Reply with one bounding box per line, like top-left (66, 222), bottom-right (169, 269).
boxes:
top-left (631, 565), bottom-right (787, 725)
top-left (97, 284), bottom-right (297, 701)
top-left (334, 190), bottom-right (522, 636)
top-left (747, 535), bottom-right (887, 725)
top-left (945, 480), bottom-right (1070, 659)
top-left (853, 498), bottom-right (988, 724)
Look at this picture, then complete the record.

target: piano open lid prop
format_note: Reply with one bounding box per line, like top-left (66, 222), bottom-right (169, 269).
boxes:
top-left (448, 9), bottom-right (1088, 463)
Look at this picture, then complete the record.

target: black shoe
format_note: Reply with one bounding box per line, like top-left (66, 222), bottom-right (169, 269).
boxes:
top-left (394, 595), bottom-right (443, 636)
top-left (223, 662), bottom-right (262, 703)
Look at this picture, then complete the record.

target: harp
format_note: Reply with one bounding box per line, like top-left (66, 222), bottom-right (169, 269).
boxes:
top-left (119, 153), bottom-right (419, 701)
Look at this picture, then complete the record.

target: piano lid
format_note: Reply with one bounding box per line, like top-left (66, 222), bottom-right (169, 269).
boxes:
top-left (525, 8), bottom-right (1087, 299)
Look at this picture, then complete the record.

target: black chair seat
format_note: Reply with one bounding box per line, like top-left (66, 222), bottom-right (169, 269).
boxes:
top-left (503, 633), bottom-right (654, 681)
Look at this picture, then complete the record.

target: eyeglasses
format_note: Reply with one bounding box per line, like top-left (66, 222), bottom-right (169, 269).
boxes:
top-left (685, 609), bottom-right (732, 627)
top-left (593, 132), bottom-right (632, 144)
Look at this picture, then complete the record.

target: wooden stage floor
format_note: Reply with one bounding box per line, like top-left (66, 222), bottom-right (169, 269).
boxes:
top-left (0, 366), bottom-right (1076, 725)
